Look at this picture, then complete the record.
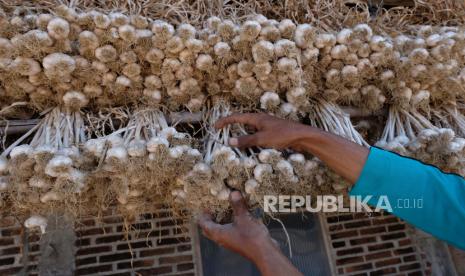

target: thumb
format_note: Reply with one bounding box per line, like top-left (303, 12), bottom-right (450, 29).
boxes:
top-left (197, 212), bottom-right (226, 241)
top-left (228, 134), bottom-right (260, 148)
top-left (230, 191), bottom-right (248, 218)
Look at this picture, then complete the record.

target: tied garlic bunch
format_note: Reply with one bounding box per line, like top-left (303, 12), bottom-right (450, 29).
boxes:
top-left (376, 108), bottom-right (465, 175)
top-left (1, 91), bottom-right (89, 223)
top-left (83, 109), bottom-right (199, 217)
top-left (174, 102), bottom-right (247, 209)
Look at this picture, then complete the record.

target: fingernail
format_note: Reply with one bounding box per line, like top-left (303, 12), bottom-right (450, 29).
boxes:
top-left (231, 191), bottom-right (241, 201)
top-left (229, 137), bottom-right (238, 147)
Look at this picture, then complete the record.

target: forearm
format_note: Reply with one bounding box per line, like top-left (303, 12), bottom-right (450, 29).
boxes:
top-left (295, 126), bottom-right (369, 184)
top-left (254, 243), bottom-right (303, 276)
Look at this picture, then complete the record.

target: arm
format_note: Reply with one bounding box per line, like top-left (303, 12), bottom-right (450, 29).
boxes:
top-left (198, 191), bottom-right (303, 276)
top-left (350, 147), bottom-right (465, 250)
top-left (216, 113), bottom-right (465, 250)
top-left (215, 113), bottom-right (369, 184)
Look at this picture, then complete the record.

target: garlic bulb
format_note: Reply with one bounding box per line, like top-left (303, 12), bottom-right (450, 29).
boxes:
top-left (106, 146), bottom-right (128, 163)
top-left (10, 145), bottom-right (33, 159)
top-left (42, 53), bottom-right (76, 79)
top-left (63, 91), bottom-right (89, 108)
top-left (254, 163), bottom-right (273, 183)
top-left (25, 215), bottom-right (48, 234)
top-left (245, 179), bottom-right (259, 194)
top-left (47, 17), bottom-right (70, 40)
top-left (147, 137), bottom-right (169, 152)
top-left (45, 155), bottom-right (73, 177)
top-left (128, 139), bottom-right (147, 157)
top-left (217, 188), bottom-right (231, 201)
top-left (258, 149), bottom-right (281, 164)
top-left (260, 91), bottom-right (280, 110)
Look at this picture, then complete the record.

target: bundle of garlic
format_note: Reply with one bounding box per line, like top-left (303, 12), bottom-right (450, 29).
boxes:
top-left (308, 99), bottom-right (368, 146)
top-left (83, 108), bottom-right (199, 217)
top-left (366, 25), bottom-right (465, 175)
top-left (374, 107), bottom-right (465, 174)
top-left (1, 90), bottom-right (89, 219)
top-left (173, 102), bottom-right (245, 213)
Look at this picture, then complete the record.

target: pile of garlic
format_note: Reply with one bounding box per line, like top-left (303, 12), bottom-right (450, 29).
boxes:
top-left (1, 9), bottom-right (463, 111)
top-left (2, 6), bottom-right (465, 226)
top-left (2, 10), bottom-right (463, 142)
top-left (0, 105), bottom-right (202, 225)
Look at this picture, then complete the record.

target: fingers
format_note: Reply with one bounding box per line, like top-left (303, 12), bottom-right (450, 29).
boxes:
top-left (215, 113), bottom-right (260, 129)
top-left (228, 134), bottom-right (260, 148)
top-left (197, 212), bottom-right (226, 241)
top-left (230, 191), bottom-right (249, 219)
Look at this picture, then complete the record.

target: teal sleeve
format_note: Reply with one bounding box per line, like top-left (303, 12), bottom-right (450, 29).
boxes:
top-left (349, 147), bottom-right (465, 250)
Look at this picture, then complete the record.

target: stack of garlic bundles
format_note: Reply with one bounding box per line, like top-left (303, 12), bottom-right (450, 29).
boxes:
top-left (0, 5), bottom-right (464, 228)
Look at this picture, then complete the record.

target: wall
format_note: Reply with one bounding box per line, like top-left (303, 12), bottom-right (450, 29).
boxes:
top-left (0, 204), bottom-right (196, 276)
top-left (0, 215), bottom-right (31, 275)
top-left (74, 205), bottom-right (195, 276)
top-left (322, 211), bottom-right (431, 275)
top-left (0, 208), bottom-right (461, 275)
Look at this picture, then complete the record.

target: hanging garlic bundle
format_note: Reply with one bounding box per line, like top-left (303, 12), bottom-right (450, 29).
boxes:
top-left (172, 102), bottom-right (238, 214)
top-left (1, 90), bottom-right (89, 219)
top-left (313, 24), bottom-right (392, 112)
top-left (375, 107), bottom-right (465, 174)
top-left (84, 108), bottom-right (199, 216)
top-left (307, 99), bottom-right (368, 146)
top-left (178, 102), bottom-right (239, 204)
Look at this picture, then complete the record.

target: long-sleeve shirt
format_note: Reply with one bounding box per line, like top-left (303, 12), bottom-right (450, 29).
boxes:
top-left (350, 147), bottom-right (465, 250)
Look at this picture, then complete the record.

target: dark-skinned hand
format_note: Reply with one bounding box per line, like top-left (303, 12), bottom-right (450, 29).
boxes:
top-left (215, 113), bottom-right (309, 150)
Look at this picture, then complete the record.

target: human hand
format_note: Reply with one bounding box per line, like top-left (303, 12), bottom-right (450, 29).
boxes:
top-left (197, 191), bottom-right (279, 264)
top-left (214, 113), bottom-right (312, 150)
top-left (197, 191), bottom-right (303, 276)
